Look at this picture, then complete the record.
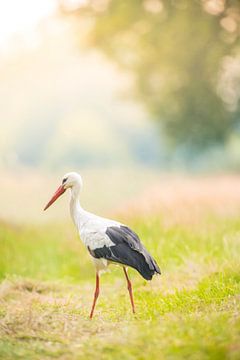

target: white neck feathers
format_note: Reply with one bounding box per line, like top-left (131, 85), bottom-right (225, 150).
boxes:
top-left (69, 184), bottom-right (89, 230)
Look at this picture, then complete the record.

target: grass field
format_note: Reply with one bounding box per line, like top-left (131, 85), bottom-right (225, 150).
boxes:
top-left (0, 204), bottom-right (240, 359)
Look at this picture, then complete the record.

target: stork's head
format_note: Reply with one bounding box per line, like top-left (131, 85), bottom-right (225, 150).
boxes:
top-left (44, 172), bottom-right (83, 211)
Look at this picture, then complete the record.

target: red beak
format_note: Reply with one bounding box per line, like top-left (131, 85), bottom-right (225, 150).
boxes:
top-left (44, 185), bottom-right (66, 211)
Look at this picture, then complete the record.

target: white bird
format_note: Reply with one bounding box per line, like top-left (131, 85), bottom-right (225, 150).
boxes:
top-left (44, 172), bottom-right (160, 318)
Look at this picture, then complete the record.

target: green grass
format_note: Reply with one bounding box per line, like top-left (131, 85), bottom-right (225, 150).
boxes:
top-left (0, 214), bottom-right (240, 360)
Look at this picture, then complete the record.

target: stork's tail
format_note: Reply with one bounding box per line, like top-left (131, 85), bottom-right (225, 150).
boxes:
top-left (135, 251), bottom-right (161, 281)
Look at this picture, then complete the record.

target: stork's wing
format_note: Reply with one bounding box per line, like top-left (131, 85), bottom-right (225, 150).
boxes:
top-left (89, 225), bottom-right (161, 280)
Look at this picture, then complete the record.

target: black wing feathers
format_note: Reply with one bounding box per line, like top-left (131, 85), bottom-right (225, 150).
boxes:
top-left (91, 226), bottom-right (161, 281)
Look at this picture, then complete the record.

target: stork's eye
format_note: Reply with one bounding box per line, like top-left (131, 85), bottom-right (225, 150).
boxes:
top-left (62, 177), bottom-right (68, 184)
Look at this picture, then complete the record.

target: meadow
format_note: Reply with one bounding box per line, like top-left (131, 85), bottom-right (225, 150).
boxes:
top-left (0, 174), bottom-right (240, 360)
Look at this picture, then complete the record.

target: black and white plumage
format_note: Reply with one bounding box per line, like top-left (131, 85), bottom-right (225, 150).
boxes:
top-left (89, 225), bottom-right (160, 280)
top-left (44, 172), bottom-right (161, 318)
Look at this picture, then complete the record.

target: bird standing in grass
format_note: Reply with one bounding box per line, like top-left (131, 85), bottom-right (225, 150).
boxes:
top-left (44, 172), bottom-right (161, 318)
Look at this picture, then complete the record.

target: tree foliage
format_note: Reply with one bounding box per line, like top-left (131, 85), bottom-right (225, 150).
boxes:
top-left (65, 0), bottom-right (240, 150)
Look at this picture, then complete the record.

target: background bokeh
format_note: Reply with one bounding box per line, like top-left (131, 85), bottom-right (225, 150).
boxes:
top-left (1, 0), bottom-right (240, 223)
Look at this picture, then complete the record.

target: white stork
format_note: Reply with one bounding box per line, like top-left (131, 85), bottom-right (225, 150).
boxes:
top-left (44, 172), bottom-right (160, 318)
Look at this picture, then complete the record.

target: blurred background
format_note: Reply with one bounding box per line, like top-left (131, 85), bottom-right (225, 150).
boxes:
top-left (0, 0), bottom-right (240, 223)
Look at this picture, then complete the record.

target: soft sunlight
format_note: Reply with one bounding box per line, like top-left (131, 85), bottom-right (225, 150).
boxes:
top-left (0, 0), bottom-right (57, 50)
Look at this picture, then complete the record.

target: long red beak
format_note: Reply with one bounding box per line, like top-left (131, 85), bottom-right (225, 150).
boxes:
top-left (44, 185), bottom-right (66, 211)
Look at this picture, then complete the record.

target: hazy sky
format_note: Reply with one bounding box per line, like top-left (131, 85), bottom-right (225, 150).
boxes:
top-left (0, 2), bottom-right (161, 170)
top-left (0, 0), bottom-right (58, 52)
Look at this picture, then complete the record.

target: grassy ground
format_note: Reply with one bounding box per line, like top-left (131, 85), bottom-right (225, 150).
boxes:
top-left (0, 210), bottom-right (240, 360)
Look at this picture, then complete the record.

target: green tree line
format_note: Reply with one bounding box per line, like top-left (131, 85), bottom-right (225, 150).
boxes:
top-left (62, 0), bottom-right (240, 152)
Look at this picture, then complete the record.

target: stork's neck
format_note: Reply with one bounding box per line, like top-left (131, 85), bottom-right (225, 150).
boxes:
top-left (70, 185), bottom-right (89, 230)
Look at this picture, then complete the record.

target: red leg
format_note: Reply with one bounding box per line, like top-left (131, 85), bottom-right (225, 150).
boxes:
top-left (90, 272), bottom-right (100, 319)
top-left (123, 267), bottom-right (135, 314)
